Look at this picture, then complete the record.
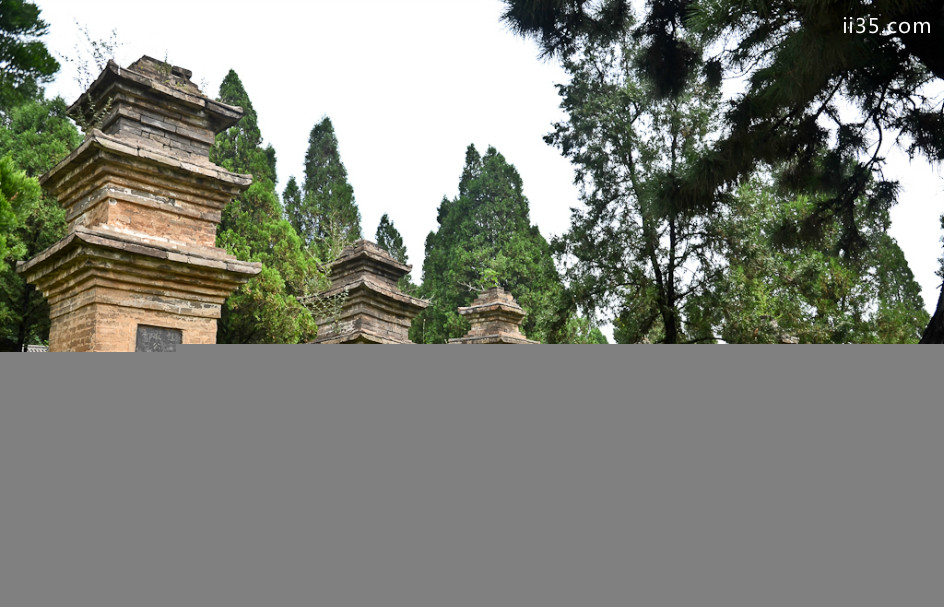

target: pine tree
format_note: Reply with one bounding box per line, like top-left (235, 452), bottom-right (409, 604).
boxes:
top-left (285, 116), bottom-right (361, 257)
top-left (211, 70), bottom-right (320, 343)
top-left (549, 32), bottom-right (725, 344)
top-left (0, 0), bottom-right (59, 113)
top-left (411, 144), bottom-right (563, 343)
top-left (504, 0), bottom-right (944, 341)
top-left (548, 19), bottom-right (927, 343)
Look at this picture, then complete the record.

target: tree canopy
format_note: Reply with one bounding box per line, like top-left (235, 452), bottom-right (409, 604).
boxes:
top-left (705, 179), bottom-right (929, 343)
top-left (285, 116), bottom-right (362, 258)
top-left (0, 3), bottom-right (81, 349)
top-left (375, 213), bottom-right (416, 293)
top-left (549, 28), bottom-right (724, 343)
top-left (412, 144), bottom-right (563, 343)
top-left (0, 97), bottom-right (81, 350)
top-left (375, 213), bottom-right (407, 265)
top-left (504, 0), bottom-right (944, 341)
top-left (211, 70), bottom-right (321, 344)
top-left (0, 0), bottom-right (59, 112)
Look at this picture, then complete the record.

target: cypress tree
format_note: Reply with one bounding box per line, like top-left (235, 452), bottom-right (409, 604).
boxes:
top-left (411, 144), bottom-right (563, 343)
top-left (211, 70), bottom-right (320, 343)
top-left (374, 213), bottom-right (414, 292)
top-left (285, 116), bottom-right (361, 258)
top-left (375, 213), bottom-right (407, 265)
top-left (282, 176), bottom-right (302, 240)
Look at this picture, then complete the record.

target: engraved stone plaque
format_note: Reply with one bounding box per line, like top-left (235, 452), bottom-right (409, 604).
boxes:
top-left (135, 325), bottom-right (182, 352)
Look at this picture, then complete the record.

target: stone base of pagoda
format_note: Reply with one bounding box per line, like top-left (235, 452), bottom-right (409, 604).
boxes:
top-left (17, 226), bottom-right (259, 351)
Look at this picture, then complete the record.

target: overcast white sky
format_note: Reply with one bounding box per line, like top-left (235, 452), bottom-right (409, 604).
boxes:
top-left (34, 0), bottom-right (944, 322)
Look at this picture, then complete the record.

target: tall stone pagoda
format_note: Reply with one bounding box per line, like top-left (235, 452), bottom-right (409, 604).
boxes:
top-left (17, 56), bottom-right (261, 351)
top-left (310, 240), bottom-right (427, 343)
top-left (449, 287), bottom-right (539, 344)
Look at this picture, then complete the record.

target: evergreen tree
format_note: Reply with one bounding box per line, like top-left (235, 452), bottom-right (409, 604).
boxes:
top-left (411, 144), bottom-right (563, 343)
top-left (560, 315), bottom-right (609, 344)
top-left (504, 0), bottom-right (944, 341)
top-left (285, 116), bottom-right (361, 256)
top-left (375, 213), bottom-right (407, 265)
top-left (0, 0), bottom-right (59, 112)
top-left (701, 180), bottom-right (929, 343)
top-left (211, 70), bottom-right (321, 343)
top-left (549, 30), bottom-right (725, 344)
top-left (0, 155), bottom-right (37, 273)
top-left (0, 96), bottom-right (81, 349)
top-left (0, 0), bottom-right (66, 349)
top-left (374, 213), bottom-right (414, 292)
top-left (548, 16), bottom-right (927, 343)
top-left (210, 70), bottom-right (276, 186)
top-left (282, 175), bottom-right (302, 239)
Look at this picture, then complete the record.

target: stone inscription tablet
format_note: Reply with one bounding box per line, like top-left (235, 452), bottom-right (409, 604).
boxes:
top-left (135, 325), bottom-right (182, 352)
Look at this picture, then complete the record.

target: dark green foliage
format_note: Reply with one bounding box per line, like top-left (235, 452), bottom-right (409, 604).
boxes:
top-left (560, 315), bottom-right (608, 344)
top-left (282, 175), bottom-right (302, 238)
top-left (703, 181), bottom-right (929, 343)
top-left (375, 213), bottom-right (407, 265)
top-left (506, 0), bottom-right (944, 341)
top-left (209, 70), bottom-right (276, 185)
top-left (550, 30), bottom-right (724, 344)
top-left (0, 2), bottom-right (73, 349)
top-left (0, 0), bottom-right (58, 112)
top-left (211, 70), bottom-right (320, 343)
top-left (501, 0), bottom-right (631, 59)
top-left (548, 15), bottom-right (928, 343)
top-left (411, 144), bottom-right (563, 343)
top-left (375, 213), bottom-right (415, 293)
top-left (0, 96), bottom-right (81, 350)
top-left (0, 155), bottom-right (36, 271)
top-left (0, 97), bottom-right (80, 176)
top-left (0, 154), bottom-right (40, 349)
top-left (285, 116), bottom-right (361, 257)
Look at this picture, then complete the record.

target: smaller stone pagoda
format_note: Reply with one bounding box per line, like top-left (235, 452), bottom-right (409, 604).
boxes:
top-left (310, 240), bottom-right (428, 344)
top-left (449, 287), bottom-right (539, 344)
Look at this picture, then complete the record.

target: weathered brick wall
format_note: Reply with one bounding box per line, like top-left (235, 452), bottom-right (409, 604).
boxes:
top-left (48, 300), bottom-right (216, 352)
top-left (54, 139), bottom-right (245, 249)
top-left (450, 288), bottom-right (539, 344)
top-left (17, 56), bottom-right (260, 351)
top-left (311, 240), bottom-right (428, 344)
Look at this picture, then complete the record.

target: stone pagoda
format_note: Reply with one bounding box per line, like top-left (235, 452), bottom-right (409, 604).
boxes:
top-left (310, 240), bottom-right (428, 343)
top-left (449, 287), bottom-right (539, 344)
top-left (17, 56), bottom-right (261, 351)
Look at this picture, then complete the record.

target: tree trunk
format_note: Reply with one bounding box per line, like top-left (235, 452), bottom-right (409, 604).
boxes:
top-left (919, 281), bottom-right (944, 343)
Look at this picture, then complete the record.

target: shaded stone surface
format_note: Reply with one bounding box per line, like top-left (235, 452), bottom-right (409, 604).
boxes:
top-left (449, 287), bottom-right (539, 344)
top-left (17, 56), bottom-right (260, 351)
top-left (310, 240), bottom-right (428, 344)
top-left (135, 325), bottom-right (182, 352)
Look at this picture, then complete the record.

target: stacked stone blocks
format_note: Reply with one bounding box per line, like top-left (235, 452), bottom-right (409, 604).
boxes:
top-left (449, 287), bottom-right (538, 344)
top-left (311, 240), bottom-right (428, 344)
top-left (17, 56), bottom-right (260, 351)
